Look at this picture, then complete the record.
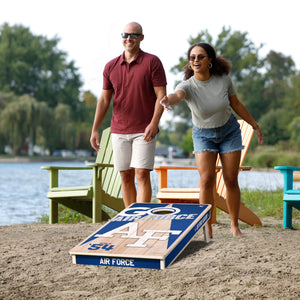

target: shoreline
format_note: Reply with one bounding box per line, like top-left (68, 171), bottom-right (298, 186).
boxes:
top-left (0, 156), bottom-right (95, 163)
top-left (0, 155), bottom-right (275, 170)
top-left (0, 156), bottom-right (285, 173)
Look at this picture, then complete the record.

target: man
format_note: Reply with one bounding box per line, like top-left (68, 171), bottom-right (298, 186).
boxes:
top-left (90, 22), bottom-right (167, 207)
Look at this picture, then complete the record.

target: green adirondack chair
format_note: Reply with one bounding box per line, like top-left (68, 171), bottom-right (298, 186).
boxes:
top-left (41, 127), bottom-right (124, 224)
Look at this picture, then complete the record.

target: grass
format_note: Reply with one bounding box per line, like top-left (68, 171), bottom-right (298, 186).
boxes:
top-left (38, 205), bottom-right (115, 224)
top-left (240, 188), bottom-right (286, 219)
top-left (38, 188), bottom-right (300, 226)
top-left (229, 188), bottom-right (299, 229)
top-left (38, 207), bottom-right (92, 224)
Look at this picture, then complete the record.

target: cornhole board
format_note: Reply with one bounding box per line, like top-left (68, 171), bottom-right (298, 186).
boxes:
top-left (70, 203), bottom-right (211, 269)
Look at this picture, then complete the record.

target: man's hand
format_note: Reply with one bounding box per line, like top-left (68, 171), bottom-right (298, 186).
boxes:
top-left (143, 124), bottom-right (158, 142)
top-left (90, 131), bottom-right (100, 151)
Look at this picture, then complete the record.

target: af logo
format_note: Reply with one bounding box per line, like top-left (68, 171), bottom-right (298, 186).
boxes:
top-left (94, 206), bottom-right (183, 248)
top-left (95, 222), bottom-right (182, 248)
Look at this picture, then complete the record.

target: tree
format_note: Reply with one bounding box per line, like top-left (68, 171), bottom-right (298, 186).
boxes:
top-left (288, 116), bottom-right (300, 150)
top-left (259, 51), bottom-right (297, 114)
top-left (0, 23), bottom-right (82, 117)
top-left (258, 108), bottom-right (290, 145)
top-left (74, 90), bottom-right (113, 150)
top-left (237, 71), bottom-right (266, 120)
top-left (282, 73), bottom-right (300, 115)
top-left (214, 27), bottom-right (263, 83)
top-left (180, 128), bottom-right (193, 155)
top-left (0, 94), bottom-right (47, 154)
top-left (263, 51), bottom-right (296, 83)
top-left (51, 104), bottom-right (76, 151)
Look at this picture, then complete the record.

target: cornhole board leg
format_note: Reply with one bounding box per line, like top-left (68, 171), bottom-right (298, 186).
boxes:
top-left (70, 203), bottom-right (211, 270)
top-left (203, 223), bottom-right (210, 243)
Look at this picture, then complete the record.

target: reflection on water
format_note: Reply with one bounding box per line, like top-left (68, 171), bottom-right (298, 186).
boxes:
top-left (0, 161), bottom-right (299, 226)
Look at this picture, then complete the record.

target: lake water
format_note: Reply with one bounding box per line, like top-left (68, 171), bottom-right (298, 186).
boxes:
top-left (0, 161), bottom-right (299, 226)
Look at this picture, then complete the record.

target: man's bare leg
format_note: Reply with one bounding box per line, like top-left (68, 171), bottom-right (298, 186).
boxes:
top-left (120, 169), bottom-right (136, 207)
top-left (135, 168), bottom-right (152, 203)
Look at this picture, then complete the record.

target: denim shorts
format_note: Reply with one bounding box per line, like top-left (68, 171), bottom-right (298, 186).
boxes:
top-left (192, 114), bottom-right (244, 154)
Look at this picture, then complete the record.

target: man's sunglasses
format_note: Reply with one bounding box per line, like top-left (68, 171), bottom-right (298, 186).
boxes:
top-left (121, 33), bottom-right (142, 39)
top-left (189, 55), bottom-right (207, 61)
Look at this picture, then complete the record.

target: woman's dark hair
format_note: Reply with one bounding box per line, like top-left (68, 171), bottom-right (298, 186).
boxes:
top-left (184, 43), bottom-right (232, 80)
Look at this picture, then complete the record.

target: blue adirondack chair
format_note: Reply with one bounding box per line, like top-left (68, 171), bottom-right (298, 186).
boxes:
top-left (42, 128), bottom-right (124, 224)
top-left (275, 166), bottom-right (300, 229)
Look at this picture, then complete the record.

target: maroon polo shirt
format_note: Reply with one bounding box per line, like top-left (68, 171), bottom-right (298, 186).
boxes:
top-left (103, 50), bottom-right (167, 134)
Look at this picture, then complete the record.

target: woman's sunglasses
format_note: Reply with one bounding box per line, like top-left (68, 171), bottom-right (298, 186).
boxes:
top-left (189, 55), bottom-right (207, 61)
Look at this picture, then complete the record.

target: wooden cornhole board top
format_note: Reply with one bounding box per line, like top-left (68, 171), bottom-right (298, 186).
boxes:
top-left (70, 203), bottom-right (211, 269)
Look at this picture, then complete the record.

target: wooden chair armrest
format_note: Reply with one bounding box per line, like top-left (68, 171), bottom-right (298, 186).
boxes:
top-left (154, 165), bottom-right (197, 171)
top-left (41, 166), bottom-right (92, 171)
top-left (154, 164), bottom-right (252, 190)
top-left (275, 166), bottom-right (300, 172)
top-left (154, 165), bottom-right (222, 171)
top-left (41, 166), bottom-right (93, 189)
top-left (239, 166), bottom-right (251, 171)
top-left (274, 166), bottom-right (300, 191)
top-left (154, 165), bottom-right (197, 190)
top-left (86, 163), bottom-right (114, 168)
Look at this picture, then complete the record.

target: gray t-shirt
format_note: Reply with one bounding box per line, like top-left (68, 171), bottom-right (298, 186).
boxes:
top-left (175, 75), bottom-right (236, 128)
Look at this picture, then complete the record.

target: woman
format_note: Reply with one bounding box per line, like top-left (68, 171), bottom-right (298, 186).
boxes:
top-left (160, 43), bottom-right (264, 238)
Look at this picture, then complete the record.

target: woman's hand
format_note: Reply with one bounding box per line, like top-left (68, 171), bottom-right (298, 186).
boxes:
top-left (160, 96), bottom-right (172, 111)
top-left (255, 127), bottom-right (264, 145)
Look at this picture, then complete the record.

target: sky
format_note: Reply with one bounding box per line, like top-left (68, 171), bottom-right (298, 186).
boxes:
top-left (1, 0), bottom-right (300, 100)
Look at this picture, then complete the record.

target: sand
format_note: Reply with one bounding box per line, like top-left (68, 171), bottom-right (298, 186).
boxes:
top-left (0, 216), bottom-right (299, 300)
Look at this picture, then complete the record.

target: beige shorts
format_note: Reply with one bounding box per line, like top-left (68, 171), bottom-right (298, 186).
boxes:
top-left (111, 133), bottom-right (156, 171)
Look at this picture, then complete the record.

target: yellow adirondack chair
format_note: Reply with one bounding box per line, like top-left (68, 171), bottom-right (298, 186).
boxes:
top-left (154, 120), bottom-right (262, 226)
top-left (41, 127), bottom-right (124, 224)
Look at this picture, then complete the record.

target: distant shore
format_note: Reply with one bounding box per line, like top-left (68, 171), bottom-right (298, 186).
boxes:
top-left (1, 155), bottom-right (298, 177)
top-left (0, 156), bottom-right (95, 163)
top-left (0, 155), bottom-right (196, 165)
top-left (0, 155), bottom-right (280, 171)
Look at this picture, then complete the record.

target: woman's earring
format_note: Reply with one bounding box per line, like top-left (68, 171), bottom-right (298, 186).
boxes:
top-left (188, 64), bottom-right (192, 70)
top-left (208, 63), bottom-right (212, 69)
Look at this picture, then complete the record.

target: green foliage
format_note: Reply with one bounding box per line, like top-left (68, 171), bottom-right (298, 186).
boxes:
top-left (287, 116), bottom-right (300, 149)
top-left (52, 104), bottom-right (77, 150)
top-left (38, 204), bottom-right (118, 224)
top-left (0, 94), bottom-right (46, 154)
top-left (283, 73), bottom-right (300, 112)
top-left (156, 129), bottom-right (171, 146)
top-left (237, 72), bottom-right (266, 120)
top-left (38, 205), bottom-right (92, 223)
top-left (263, 50), bottom-right (296, 82)
top-left (258, 109), bottom-right (290, 145)
top-left (0, 23), bottom-right (82, 115)
top-left (0, 24), bottom-right (115, 155)
top-left (180, 128), bottom-right (193, 154)
top-left (244, 146), bottom-right (300, 168)
top-left (215, 27), bottom-right (262, 83)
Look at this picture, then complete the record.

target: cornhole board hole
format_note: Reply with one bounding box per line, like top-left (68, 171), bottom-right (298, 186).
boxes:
top-left (70, 203), bottom-right (211, 269)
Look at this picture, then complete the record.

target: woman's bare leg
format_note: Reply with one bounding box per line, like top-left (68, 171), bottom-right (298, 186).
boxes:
top-left (195, 151), bottom-right (218, 238)
top-left (220, 150), bottom-right (245, 237)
